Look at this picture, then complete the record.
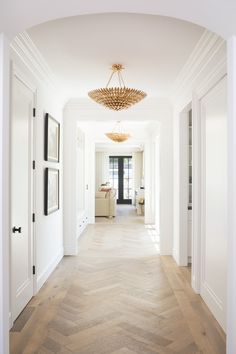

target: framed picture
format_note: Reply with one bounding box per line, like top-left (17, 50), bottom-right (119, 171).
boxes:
top-left (44, 113), bottom-right (60, 162)
top-left (44, 168), bottom-right (59, 215)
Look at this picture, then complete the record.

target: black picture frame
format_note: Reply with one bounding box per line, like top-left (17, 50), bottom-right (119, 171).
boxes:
top-left (44, 113), bottom-right (60, 162)
top-left (44, 168), bottom-right (59, 215)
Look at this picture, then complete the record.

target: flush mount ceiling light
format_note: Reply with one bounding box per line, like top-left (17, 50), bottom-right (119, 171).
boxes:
top-left (105, 121), bottom-right (130, 143)
top-left (88, 64), bottom-right (147, 111)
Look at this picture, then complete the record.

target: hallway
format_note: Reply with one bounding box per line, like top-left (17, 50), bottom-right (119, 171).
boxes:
top-left (95, 204), bottom-right (144, 225)
top-left (10, 221), bottom-right (225, 354)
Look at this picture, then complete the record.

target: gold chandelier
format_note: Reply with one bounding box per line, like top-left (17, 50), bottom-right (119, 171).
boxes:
top-left (105, 121), bottom-right (130, 143)
top-left (88, 64), bottom-right (147, 111)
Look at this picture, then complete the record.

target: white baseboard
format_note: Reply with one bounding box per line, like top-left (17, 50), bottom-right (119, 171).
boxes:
top-left (65, 223), bottom-right (89, 255)
top-left (36, 246), bottom-right (64, 292)
top-left (201, 281), bottom-right (226, 331)
top-left (64, 244), bottom-right (78, 256)
top-left (77, 222), bottom-right (87, 239)
top-left (172, 248), bottom-right (179, 263)
top-left (160, 250), bottom-right (173, 256)
top-left (9, 312), bottom-right (13, 329)
top-left (88, 216), bottom-right (95, 224)
top-left (144, 217), bottom-right (155, 225)
top-left (191, 274), bottom-right (200, 294)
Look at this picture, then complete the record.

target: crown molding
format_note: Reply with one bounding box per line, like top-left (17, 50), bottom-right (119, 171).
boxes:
top-left (10, 31), bottom-right (61, 94)
top-left (195, 55), bottom-right (227, 98)
top-left (170, 29), bottom-right (226, 105)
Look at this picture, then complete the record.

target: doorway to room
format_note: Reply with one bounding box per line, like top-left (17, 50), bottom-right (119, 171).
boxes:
top-left (94, 142), bottom-right (148, 225)
top-left (10, 71), bottom-right (36, 325)
top-left (109, 156), bottom-right (133, 204)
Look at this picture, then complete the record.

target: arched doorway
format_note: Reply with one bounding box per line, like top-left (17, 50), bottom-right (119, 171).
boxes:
top-left (1, 5), bottom-right (236, 354)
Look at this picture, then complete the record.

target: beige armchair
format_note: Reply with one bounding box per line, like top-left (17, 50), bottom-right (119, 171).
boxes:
top-left (95, 189), bottom-right (116, 217)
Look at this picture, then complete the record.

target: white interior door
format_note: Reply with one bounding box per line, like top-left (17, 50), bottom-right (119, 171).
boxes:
top-left (11, 74), bottom-right (35, 322)
top-left (200, 76), bottom-right (227, 331)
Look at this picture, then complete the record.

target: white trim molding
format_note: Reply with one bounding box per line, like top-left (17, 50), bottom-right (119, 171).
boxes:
top-left (36, 247), bottom-right (64, 292)
top-left (171, 29), bottom-right (226, 108)
top-left (0, 33), bottom-right (10, 354)
top-left (10, 31), bottom-right (64, 97)
top-left (191, 92), bottom-right (201, 293)
top-left (172, 28), bottom-right (227, 301)
top-left (227, 36), bottom-right (236, 354)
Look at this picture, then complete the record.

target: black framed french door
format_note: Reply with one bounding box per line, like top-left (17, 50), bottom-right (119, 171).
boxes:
top-left (109, 156), bottom-right (133, 204)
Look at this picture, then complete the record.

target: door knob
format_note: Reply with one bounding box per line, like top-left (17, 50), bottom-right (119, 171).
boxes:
top-left (12, 226), bottom-right (22, 233)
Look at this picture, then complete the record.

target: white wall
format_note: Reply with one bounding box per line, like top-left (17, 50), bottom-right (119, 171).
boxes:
top-left (144, 140), bottom-right (155, 224)
top-left (64, 105), bottom-right (173, 255)
top-left (34, 86), bottom-right (64, 291)
top-left (95, 152), bottom-right (109, 190)
top-left (10, 39), bottom-right (64, 293)
top-left (63, 114), bottom-right (94, 255)
top-left (159, 116), bottom-right (173, 254)
top-left (200, 76), bottom-right (227, 330)
top-left (84, 133), bottom-right (95, 224)
top-left (172, 29), bottom-right (228, 330)
top-left (173, 108), bottom-right (189, 265)
top-left (154, 137), bottom-right (160, 232)
top-left (77, 128), bottom-right (85, 218)
top-left (63, 114), bottom-right (78, 254)
top-left (172, 32), bottom-right (226, 268)
top-left (133, 151), bottom-right (143, 202)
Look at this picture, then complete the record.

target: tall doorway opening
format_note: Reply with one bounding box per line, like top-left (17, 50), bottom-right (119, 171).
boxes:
top-left (109, 156), bottom-right (133, 204)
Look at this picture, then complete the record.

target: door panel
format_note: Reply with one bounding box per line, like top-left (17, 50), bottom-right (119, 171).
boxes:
top-left (109, 156), bottom-right (132, 204)
top-left (109, 157), bottom-right (119, 198)
top-left (11, 75), bottom-right (34, 321)
top-left (200, 76), bottom-right (227, 331)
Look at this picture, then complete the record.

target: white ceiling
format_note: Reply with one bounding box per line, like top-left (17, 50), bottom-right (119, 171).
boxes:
top-left (2, 0), bottom-right (236, 39)
top-left (78, 120), bottom-right (159, 145)
top-left (27, 14), bottom-right (204, 100)
top-left (95, 143), bottom-right (144, 153)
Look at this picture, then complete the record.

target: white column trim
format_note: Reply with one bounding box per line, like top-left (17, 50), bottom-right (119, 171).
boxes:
top-left (0, 32), bottom-right (10, 354)
top-left (178, 108), bottom-right (190, 266)
top-left (227, 36), bottom-right (236, 354)
top-left (191, 92), bottom-right (201, 293)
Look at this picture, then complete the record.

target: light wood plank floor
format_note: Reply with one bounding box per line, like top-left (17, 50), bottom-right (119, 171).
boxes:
top-left (10, 220), bottom-right (226, 354)
top-left (95, 204), bottom-right (144, 224)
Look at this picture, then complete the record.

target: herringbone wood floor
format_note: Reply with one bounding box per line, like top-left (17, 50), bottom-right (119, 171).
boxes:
top-left (10, 218), bottom-right (226, 354)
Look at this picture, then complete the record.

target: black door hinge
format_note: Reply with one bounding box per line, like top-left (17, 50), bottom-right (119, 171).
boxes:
top-left (32, 160), bottom-right (36, 170)
top-left (33, 265), bottom-right (36, 275)
top-left (32, 213), bottom-right (35, 223)
top-left (33, 108), bottom-right (36, 117)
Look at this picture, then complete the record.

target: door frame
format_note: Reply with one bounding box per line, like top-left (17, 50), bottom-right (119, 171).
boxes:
top-left (199, 75), bottom-right (227, 330)
top-left (110, 155), bottom-right (132, 204)
top-left (191, 73), bottom-right (227, 294)
top-left (178, 103), bottom-right (192, 267)
top-left (10, 64), bottom-right (37, 326)
top-left (93, 144), bottom-right (153, 224)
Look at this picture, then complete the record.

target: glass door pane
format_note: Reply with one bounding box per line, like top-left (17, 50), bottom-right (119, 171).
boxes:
top-left (123, 157), bottom-right (132, 200)
top-left (109, 156), bottom-right (132, 204)
top-left (109, 157), bottom-right (119, 198)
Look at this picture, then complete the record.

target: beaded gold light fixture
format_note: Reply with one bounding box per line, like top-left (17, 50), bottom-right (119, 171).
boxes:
top-left (105, 121), bottom-right (130, 143)
top-left (88, 64), bottom-right (147, 111)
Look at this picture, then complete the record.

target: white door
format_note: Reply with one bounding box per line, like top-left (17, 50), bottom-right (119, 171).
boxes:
top-left (200, 76), bottom-right (227, 331)
top-left (11, 74), bottom-right (35, 322)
